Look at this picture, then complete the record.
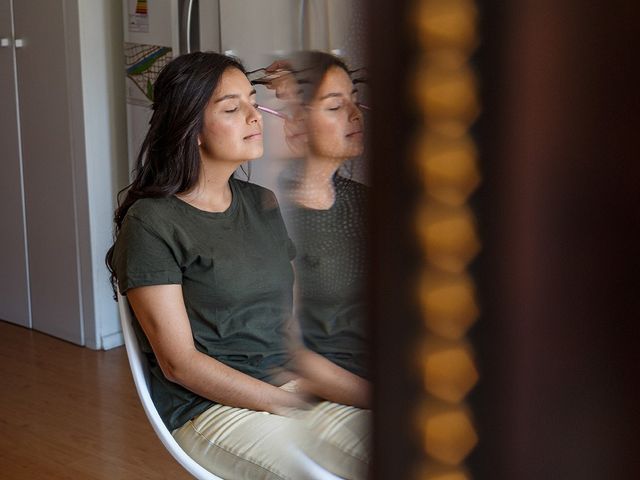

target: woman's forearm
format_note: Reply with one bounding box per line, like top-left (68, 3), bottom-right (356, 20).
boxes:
top-left (292, 348), bottom-right (372, 409)
top-left (169, 348), bottom-right (305, 414)
top-left (126, 285), bottom-right (305, 415)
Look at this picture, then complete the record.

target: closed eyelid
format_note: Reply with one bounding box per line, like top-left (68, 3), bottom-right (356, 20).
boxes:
top-left (221, 98), bottom-right (257, 109)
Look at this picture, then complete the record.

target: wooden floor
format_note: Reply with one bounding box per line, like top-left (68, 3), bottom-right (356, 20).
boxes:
top-left (0, 320), bottom-right (191, 479)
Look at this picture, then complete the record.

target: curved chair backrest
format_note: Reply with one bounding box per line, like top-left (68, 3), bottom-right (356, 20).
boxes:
top-left (117, 293), bottom-right (224, 480)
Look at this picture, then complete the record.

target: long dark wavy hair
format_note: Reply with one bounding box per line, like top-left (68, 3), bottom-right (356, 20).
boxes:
top-left (106, 52), bottom-right (245, 298)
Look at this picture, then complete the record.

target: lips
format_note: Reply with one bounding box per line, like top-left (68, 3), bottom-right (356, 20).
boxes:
top-left (243, 132), bottom-right (262, 140)
top-left (346, 130), bottom-right (363, 137)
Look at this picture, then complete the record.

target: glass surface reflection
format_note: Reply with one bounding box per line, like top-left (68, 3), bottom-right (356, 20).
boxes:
top-left (262, 51), bottom-right (371, 380)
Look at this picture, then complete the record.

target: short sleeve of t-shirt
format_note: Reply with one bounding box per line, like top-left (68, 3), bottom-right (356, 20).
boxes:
top-left (112, 214), bottom-right (182, 295)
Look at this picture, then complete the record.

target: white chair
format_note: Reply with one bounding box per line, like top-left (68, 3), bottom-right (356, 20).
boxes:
top-left (118, 293), bottom-right (343, 480)
top-left (118, 293), bottom-right (224, 480)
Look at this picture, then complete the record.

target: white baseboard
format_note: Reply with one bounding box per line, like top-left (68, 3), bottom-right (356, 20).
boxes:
top-left (102, 330), bottom-right (124, 350)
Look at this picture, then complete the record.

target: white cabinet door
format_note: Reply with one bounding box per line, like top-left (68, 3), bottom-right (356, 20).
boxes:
top-left (13, 0), bottom-right (84, 344)
top-left (0, 0), bottom-right (31, 328)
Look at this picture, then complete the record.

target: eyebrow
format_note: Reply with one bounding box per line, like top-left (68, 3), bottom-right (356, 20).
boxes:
top-left (318, 88), bottom-right (359, 101)
top-left (214, 88), bottom-right (257, 103)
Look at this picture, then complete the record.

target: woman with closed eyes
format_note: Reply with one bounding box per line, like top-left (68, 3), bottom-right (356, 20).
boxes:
top-left (270, 52), bottom-right (372, 390)
top-left (106, 52), bottom-right (370, 480)
top-left (260, 51), bottom-right (373, 480)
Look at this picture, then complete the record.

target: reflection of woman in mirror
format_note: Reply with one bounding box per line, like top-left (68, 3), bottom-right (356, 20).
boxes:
top-left (268, 51), bottom-right (372, 400)
top-left (106, 52), bottom-right (368, 479)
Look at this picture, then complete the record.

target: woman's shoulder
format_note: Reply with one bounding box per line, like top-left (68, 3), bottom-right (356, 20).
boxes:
top-left (231, 178), bottom-right (280, 211)
top-left (125, 196), bottom-right (178, 225)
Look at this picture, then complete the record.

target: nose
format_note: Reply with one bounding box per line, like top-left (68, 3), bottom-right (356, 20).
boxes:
top-left (349, 100), bottom-right (363, 123)
top-left (247, 102), bottom-right (262, 124)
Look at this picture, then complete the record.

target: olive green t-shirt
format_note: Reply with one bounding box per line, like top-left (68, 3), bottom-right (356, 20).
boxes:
top-left (112, 179), bottom-right (296, 431)
top-left (281, 175), bottom-right (370, 379)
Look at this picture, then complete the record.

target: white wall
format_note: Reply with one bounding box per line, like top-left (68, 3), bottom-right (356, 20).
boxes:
top-left (77, 0), bottom-right (129, 349)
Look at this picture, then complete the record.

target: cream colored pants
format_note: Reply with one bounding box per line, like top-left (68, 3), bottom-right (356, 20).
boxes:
top-left (172, 399), bottom-right (371, 480)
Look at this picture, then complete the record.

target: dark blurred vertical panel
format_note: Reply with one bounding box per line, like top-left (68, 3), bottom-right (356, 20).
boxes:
top-left (368, 0), bottom-right (424, 479)
top-left (473, 1), bottom-right (640, 479)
